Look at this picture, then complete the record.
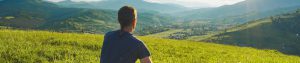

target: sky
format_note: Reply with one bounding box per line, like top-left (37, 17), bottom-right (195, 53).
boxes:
top-left (46, 0), bottom-right (100, 2)
top-left (47, 0), bottom-right (245, 8)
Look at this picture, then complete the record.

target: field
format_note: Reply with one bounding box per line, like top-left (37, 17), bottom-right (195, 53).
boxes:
top-left (0, 29), bottom-right (300, 63)
top-left (144, 29), bottom-right (183, 38)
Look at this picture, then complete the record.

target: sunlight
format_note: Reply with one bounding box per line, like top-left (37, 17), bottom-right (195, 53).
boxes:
top-left (46, 0), bottom-right (245, 8)
top-left (1, 0), bottom-right (300, 62)
top-left (144, 0), bottom-right (245, 8)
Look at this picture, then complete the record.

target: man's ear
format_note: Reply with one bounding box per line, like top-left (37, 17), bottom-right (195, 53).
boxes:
top-left (132, 19), bottom-right (137, 29)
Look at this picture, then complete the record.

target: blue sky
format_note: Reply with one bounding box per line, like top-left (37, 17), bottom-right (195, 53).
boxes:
top-left (47, 0), bottom-right (245, 8)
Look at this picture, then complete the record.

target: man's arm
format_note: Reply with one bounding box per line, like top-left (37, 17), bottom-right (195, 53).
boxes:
top-left (140, 56), bottom-right (152, 63)
top-left (136, 41), bottom-right (151, 63)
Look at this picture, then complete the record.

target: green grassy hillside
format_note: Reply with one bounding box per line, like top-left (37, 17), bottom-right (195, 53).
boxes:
top-left (0, 29), bottom-right (300, 63)
top-left (203, 10), bottom-right (300, 55)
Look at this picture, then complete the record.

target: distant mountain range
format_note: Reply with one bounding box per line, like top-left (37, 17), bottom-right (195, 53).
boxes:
top-left (0, 0), bottom-right (175, 34)
top-left (53, 0), bottom-right (188, 13)
top-left (180, 0), bottom-right (300, 24)
top-left (204, 10), bottom-right (300, 56)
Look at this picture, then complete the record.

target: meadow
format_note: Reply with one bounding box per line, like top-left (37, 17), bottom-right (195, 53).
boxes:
top-left (0, 29), bottom-right (300, 63)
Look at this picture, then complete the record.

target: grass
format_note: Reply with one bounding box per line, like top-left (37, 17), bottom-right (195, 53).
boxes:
top-left (0, 29), bottom-right (300, 63)
top-left (201, 12), bottom-right (300, 55)
top-left (187, 33), bottom-right (218, 41)
top-left (187, 18), bottom-right (273, 42)
top-left (226, 18), bottom-right (273, 32)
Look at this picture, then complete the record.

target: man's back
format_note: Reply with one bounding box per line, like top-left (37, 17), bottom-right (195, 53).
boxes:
top-left (100, 30), bottom-right (150, 63)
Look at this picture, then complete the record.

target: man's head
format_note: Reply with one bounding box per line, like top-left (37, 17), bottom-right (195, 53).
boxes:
top-left (118, 6), bottom-right (137, 32)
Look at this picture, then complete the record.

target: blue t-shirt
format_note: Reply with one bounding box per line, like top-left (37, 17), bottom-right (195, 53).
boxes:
top-left (100, 30), bottom-right (151, 63)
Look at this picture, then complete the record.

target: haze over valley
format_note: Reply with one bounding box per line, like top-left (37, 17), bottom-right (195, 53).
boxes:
top-left (0, 0), bottom-right (300, 62)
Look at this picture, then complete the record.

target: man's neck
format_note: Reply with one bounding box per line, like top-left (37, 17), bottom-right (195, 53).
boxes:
top-left (121, 28), bottom-right (133, 33)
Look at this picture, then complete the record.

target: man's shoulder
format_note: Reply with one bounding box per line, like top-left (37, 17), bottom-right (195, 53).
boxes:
top-left (105, 31), bottom-right (115, 36)
top-left (129, 36), bottom-right (141, 41)
top-left (128, 36), bottom-right (144, 44)
top-left (104, 30), bottom-right (144, 44)
top-left (104, 30), bottom-right (118, 38)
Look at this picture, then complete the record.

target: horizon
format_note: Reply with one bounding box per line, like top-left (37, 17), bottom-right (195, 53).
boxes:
top-left (46, 0), bottom-right (245, 8)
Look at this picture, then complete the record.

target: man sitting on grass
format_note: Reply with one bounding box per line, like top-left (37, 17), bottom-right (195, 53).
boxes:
top-left (100, 6), bottom-right (152, 63)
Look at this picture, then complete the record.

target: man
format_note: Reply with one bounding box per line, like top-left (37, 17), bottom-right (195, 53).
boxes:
top-left (100, 6), bottom-right (152, 63)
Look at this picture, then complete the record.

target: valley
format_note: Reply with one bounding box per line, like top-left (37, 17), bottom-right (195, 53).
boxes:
top-left (0, 0), bottom-right (300, 62)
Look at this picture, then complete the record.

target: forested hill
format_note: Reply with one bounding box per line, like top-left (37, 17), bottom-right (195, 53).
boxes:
top-left (180, 0), bottom-right (300, 24)
top-left (204, 10), bottom-right (300, 55)
top-left (53, 0), bottom-right (187, 13)
top-left (0, 0), bottom-right (116, 33)
top-left (0, 0), bottom-right (175, 35)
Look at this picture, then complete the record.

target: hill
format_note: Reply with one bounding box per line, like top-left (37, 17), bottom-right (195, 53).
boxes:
top-left (0, 0), bottom-right (116, 33)
top-left (203, 10), bottom-right (300, 55)
top-left (180, 0), bottom-right (300, 24)
top-left (52, 0), bottom-right (188, 13)
top-left (0, 0), bottom-right (175, 35)
top-left (1, 29), bottom-right (300, 63)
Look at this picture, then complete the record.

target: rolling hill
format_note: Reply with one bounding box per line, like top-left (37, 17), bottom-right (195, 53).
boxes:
top-left (53, 0), bottom-right (188, 13)
top-left (0, 0), bottom-right (117, 33)
top-left (203, 10), bottom-right (300, 55)
top-left (180, 0), bottom-right (300, 24)
top-left (0, 0), bottom-right (175, 35)
top-left (0, 29), bottom-right (300, 63)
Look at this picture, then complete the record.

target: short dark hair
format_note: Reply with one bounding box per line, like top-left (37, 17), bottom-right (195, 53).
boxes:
top-left (118, 6), bottom-right (137, 30)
